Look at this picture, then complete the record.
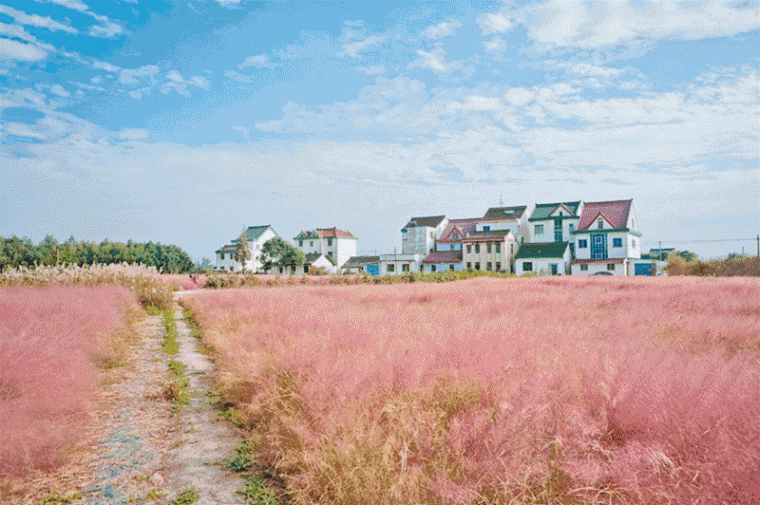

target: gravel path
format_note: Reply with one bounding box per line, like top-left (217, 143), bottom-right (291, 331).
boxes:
top-left (75, 304), bottom-right (246, 505)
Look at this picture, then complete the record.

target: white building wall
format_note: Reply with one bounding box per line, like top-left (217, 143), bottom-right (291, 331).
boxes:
top-left (571, 261), bottom-right (627, 276)
top-left (378, 253), bottom-right (421, 275)
top-left (334, 237), bottom-right (357, 268)
top-left (516, 256), bottom-right (571, 275)
top-left (530, 218), bottom-right (580, 243)
top-left (246, 228), bottom-right (277, 272)
top-left (422, 263), bottom-right (463, 272)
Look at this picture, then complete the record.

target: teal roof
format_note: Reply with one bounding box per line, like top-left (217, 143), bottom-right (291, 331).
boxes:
top-left (514, 242), bottom-right (569, 260)
top-left (528, 201), bottom-right (581, 221)
top-left (233, 225), bottom-right (271, 243)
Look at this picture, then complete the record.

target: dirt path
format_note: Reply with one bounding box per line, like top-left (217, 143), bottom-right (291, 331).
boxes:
top-left (75, 303), bottom-right (246, 505)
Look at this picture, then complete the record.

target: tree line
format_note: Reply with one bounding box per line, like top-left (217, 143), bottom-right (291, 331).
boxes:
top-left (0, 235), bottom-right (194, 273)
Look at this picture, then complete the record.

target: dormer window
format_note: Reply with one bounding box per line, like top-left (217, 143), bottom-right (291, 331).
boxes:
top-left (597, 218), bottom-right (604, 229)
top-left (452, 232), bottom-right (459, 240)
top-left (559, 211), bottom-right (563, 216)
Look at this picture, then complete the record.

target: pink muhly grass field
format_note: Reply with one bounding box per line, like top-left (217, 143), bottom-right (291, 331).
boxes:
top-left (182, 276), bottom-right (760, 505)
top-left (0, 285), bottom-right (139, 477)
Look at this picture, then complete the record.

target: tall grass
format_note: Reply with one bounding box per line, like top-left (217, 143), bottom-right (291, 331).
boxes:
top-left (181, 276), bottom-right (760, 504)
top-left (0, 263), bottom-right (174, 309)
top-left (0, 285), bottom-right (141, 477)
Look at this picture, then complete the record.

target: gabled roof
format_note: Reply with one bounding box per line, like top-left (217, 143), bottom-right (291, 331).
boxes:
top-left (514, 242), bottom-right (569, 259)
top-left (529, 201), bottom-right (581, 221)
top-left (422, 250), bottom-right (463, 264)
top-left (342, 255), bottom-right (380, 268)
top-left (295, 227), bottom-right (356, 240)
top-left (462, 230), bottom-right (516, 243)
top-left (483, 206), bottom-right (528, 220)
top-left (233, 225), bottom-right (272, 243)
top-left (436, 218), bottom-right (480, 243)
top-left (402, 215), bottom-right (446, 229)
top-left (215, 244), bottom-right (237, 253)
top-left (577, 200), bottom-right (632, 231)
top-left (304, 253), bottom-right (336, 265)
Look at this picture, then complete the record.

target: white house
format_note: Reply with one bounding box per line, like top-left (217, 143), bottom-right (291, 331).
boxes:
top-left (571, 199), bottom-right (642, 276)
top-left (401, 215), bottom-right (448, 255)
top-left (341, 255), bottom-right (380, 275)
top-left (294, 227), bottom-right (358, 271)
top-left (420, 217), bottom-right (481, 272)
top-left (461, 230), bottom-right (518, 273)
top-left (514, 242), bottom-right (572, 275)
top-left (378, 252), bottom-right (422, 275)
top-left (269, 253), bottom-right (336, 275)
top-left (479, 205), bottom-right (534, 243)
top-left (215, 224), bottom-right (278, 272)
top-left (528, 201), bottom-right (583, 248)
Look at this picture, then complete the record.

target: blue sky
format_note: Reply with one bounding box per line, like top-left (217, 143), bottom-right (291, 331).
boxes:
top-left (1, 0), bottom-right (758, 261)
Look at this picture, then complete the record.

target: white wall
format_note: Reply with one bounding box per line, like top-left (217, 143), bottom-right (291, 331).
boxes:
top-left (515, 251), bottom-right (571, 275)
top-left (422, 263), bottom-right (463, 272)
top-left (571, 261), bottom-right (626, 276)
top-left (531, 218), bottom-right (579, 243)
top-left (334, 237), bottom-right (357, 268)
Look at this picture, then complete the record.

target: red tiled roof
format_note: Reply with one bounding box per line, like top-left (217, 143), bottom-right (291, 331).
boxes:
top-left (577, 200), bottom-right (632, 231)
top-left (317, 227), bottom-right (356, 238)
top-left (422, 250), bottom-right (463, 263)
top-left (436, 218), bottom-right (480, 243)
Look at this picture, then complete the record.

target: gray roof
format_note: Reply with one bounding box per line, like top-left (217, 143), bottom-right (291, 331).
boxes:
top-left (402, 215), bottom-right (446, 229)
top-left (232, 225), bottom-right (272, 243)
top-left (342, 255), bottom-right (380, 267)
top-left (529, 201), bottom-right (581, 221)
top-left (483, 206), bottom-right (527, 220)
top-left (304, 253), bottom-right (336, 266)
top-left (514, 242), bottom-right (569, 260)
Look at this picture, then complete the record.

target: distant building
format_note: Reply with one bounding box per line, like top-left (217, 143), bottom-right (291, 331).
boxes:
top-left (378, 253), bottom-right (423, 275)
top-left (420, 217), bottom-right (480, 272)
top-left (341, 255), bottom-right (380, 275)
top-left (571, 199), bottom-right (642, 276)
top-left (215, 225), bottom-right (278, 272)
top-left (479, 205), bottom-right (534, 243)
top-left (401, 215), bottom-right (448, 255)
top-left (294, 227), bottom-right (358, 271)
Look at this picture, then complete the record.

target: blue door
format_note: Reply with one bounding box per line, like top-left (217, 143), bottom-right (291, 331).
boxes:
top-left (367, 264), bottom-right (379, 276)
top-left (635, 263), bottom-right (654, 276)
top-left (590, 233), bottom-right (607, 259)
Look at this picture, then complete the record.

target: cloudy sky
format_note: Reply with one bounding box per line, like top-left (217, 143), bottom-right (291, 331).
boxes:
top-left (1, 0), bottom-right (758, 261)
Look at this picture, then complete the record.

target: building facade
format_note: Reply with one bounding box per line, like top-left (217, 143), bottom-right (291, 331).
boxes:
top-left (215, 225), bottom-right (278, 272)
top-left (514, 242), bottom-right (572, 275)
top-left (461, 230), bottom-right (518, 273)
top-left (401, 215), bottom-right (448, 255)
top-left (294, 227), bottom-right (358, 271)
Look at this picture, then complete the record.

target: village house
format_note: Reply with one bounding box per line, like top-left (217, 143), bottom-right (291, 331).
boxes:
top-left (401, 215), bottom-right (449, 255)
top-left (294, 227), bottom-right (358, 272)
top-left (215, 224), bottom-right (278, 272)
top-left (571, 199), bottom-right (643, 276)
top-left (378, 253), bottom-right (423, 275)
top-left (514, 242), bottom-right (572, 275)
top-left (462, 229), bottom-right (518, 272)
top-left (270, 252), bottom-right (336, 275)
top-left (479, 205), bottom-right (534, 243)
top-left (340, 255), bottom-right (380, 275)
top-left (420, 217), bottom-right (480, 272)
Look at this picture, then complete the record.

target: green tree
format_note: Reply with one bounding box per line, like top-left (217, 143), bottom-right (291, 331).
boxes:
top-left (676, 250), bottom-right (698, 262)
top-left (234, 229), bottom-right (252, 272)
top-left (260, 237), bottom-right (304, 272)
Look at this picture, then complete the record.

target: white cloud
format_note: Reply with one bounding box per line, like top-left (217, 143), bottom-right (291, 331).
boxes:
top-left (407, 44), bottom-right (463, 74)
top-left (447, 96), bottom-right (502, 113)
top-left (504, 87), bottom-right (535, 106)
top-left (0, 5), bottom-right (77, 33)
top-left (232, 126), bottom-right (250, 141)
top-left (50, 84), bottom-right (69, 97)
top-left (0, 39), bottom-right (47, 61)
top-left (519, 0), bottom-right (760, 49)
top-left (215, 0), bottom-right (241, 5)
top-left (160, 71), bottom-right (210, 97)
top-left (116, 128), bottom-right (149, 140)
top-left (356, 64), bottom-right (386, 75)
top-left (339, 31), bottom-right (386, 59)
top-left (476, 12), bottom-right (513, 36)
top-left (239, 54), bottom-right (270, 69)
top-left (41, 0), bottom-right (124, 38)
top-left (119, 65), bottom-right (159, 85)
top-left (44, 0), bottom-right (89, 13)
top-left (93, 61), bottom-right (120, 73)
top-left (483, 36), bottom-right (507, 58)
top-left (224, 70), bottom-right (253, 84)
top-left (422, 19), bottom-right (462, 39)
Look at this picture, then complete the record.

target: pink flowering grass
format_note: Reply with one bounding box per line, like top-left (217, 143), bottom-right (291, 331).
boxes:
top-left (181, 276), bottom-right (760, 504)
top-left (160, 273), bottom-right (207, 290)
top-left (0, 285), bottom-right (140, 477)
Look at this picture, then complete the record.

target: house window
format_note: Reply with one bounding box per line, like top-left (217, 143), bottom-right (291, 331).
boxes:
top-left (452, 232), bottom-right (459, 240)
top-left (431, 264), bottom-right (436, 272)
top-left (466, 244), bottom-right (472, 254)
top-left (495, 262), bottom-right (501, 271)
top-left (487, 243), bottom-right (492, 253)
top-left (486, 262), bottom-right (492, 271)
top-left (310, 241), bottom-right (314, 247)
top-left (569, 223), bottom-right (574, 233)
top-left (475, 244), bottom-right (480, 254)
top-left (466, 262), bottom-right (471, 270)
top-left (631, 239), bottom-right (637, 248)
top-left (402, 264), bottom-right (410, 272)
top-left (483, 226), bottom-right (491, 232)
top-left (299, 240), bottom-right (303, 247)
top-left (496, 243), bottom-right (501, 253)
top-left (580, 264), bottom-right (588, 271)
top-left (509, 244), bottom-right (513, 255)
top-left (597, 219), bottom-right (604, 229)
top-left (449, 264), bottom-right (455, 271)
top-left (327, 239), bottom-right (333, 246)
top-left (430, 231), bottom-right (435, 240)
top-left (387, 264), bottom-right (395, 273)
top-left (220, 253), bottom-right (225, 260)
top-left (291, 265), bottom-right (296, 273)
top-left (535, 224), bottom-right (544, 235)
top-left (523, 262), bottom-right (533, 272)
top-left (475, 262), bottom-right (480, 271)
top-left (607, 263), bottom-right (615, 271)
top-left (578, 239), bottom-right (588, 248)
top-left (613, 238), bottom-right (623, 247)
